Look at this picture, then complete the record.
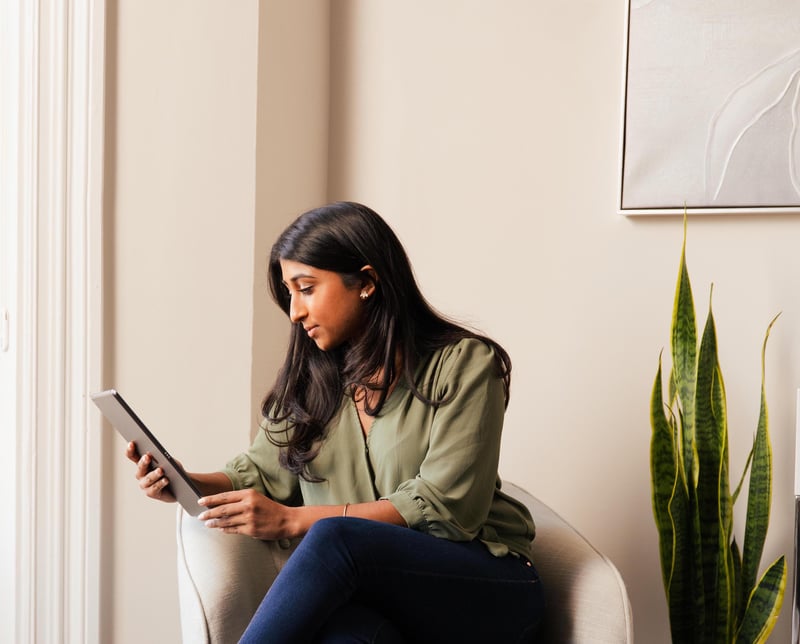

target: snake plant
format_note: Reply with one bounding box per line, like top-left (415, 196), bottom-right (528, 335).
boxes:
top-left (650, 217), bottom-right (786, 643)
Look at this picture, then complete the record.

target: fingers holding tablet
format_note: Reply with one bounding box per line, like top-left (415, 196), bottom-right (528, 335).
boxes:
top-left (125, 438), bottom-right (168, 500)
top-left (92, 390), bottom-right (204, 516)
top-left (126, 442), bottom-right (177, 503)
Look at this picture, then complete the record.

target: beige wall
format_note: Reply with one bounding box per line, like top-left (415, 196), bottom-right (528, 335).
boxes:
top-left (106, 1), bottom-right (800, 641)
top-left (107, 0), bottom-right (260, 640)
top-left (328, 2), bottom-right (799, 642)
top-left (106, 1), bottom-right (330, 641)
top-left (251, 0), bottom-right (330, 434)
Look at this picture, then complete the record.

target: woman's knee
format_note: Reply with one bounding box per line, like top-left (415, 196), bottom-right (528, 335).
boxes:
top-left (306, 516), bottom-right (391, 545)
top-left (303, 516), bottom-right (354, 546)
top-left (296, 517), bottom-right (387, 572)
top-left (292, 517), bottom-right (367, 569)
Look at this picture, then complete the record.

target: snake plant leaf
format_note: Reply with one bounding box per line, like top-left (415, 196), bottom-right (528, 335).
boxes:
top-left (740, 314), bottom-right (780, 607)
top-left (651, 358), bottom-right (677, 588)
top-left (732, 444), bottom-right (755, 506)
top-left (712, 361), bottom-right (735, 642)
top-left (671, 217), bottom-right (698, 488)
top-left (689, 486), bottom-right (707, 639)
top-left (674, 402), bottom-right (689, 493)
top-left (668, 468), bottom-right (697, 641)
top-left (651, 359), bottom-right (696, 640)
top-left (731, 538), bottom-right (743, 635)
top-left (710, 341), bottom-right (731, 544)
top-left (669, 366), bottom-right (678, 408)
top-left (694, 294), bottom-right (734, 640)
top-left (734, 555), bottom-right (786, 644)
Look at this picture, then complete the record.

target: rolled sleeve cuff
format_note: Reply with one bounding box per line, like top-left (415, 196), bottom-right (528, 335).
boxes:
top-left (384, 489), bottom-right (430, 532)
top-left (222, 455), bottom-right (265, 494)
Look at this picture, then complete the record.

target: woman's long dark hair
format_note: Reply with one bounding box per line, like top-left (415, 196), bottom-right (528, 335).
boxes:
top-left (263, 201), bottom-right (511, 479)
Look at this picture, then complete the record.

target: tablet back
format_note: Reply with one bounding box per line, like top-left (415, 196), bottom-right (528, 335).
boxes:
top-left (91, 389), bottom-right (203, 516)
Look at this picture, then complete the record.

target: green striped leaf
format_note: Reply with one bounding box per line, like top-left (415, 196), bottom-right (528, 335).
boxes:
top-left (652, 359), bottom-right (677, 589)
top-left (667, 469), bottom-right (696, 641)
top-left (735, 555), bottom-right (786, 644)
top-left (732, 445), bottom-right (755, 506)
top-left (712, 361), bottom-right (734, 643)
top-left (671, 218), bottom-right (698, 489)
top-left (694, 296), bottom-right (734, 641)
top-left (652, 358), bottom-right (697, 640)
top-left (729, 538), bottom-right (743, 641)
top-left (688, 484), bottom-right (707, 638)
top-left (740, 315), bottom-right (780, 608)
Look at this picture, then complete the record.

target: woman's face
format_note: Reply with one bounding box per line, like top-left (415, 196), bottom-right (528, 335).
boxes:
top-left (280, 259), bottom-right (370, 351)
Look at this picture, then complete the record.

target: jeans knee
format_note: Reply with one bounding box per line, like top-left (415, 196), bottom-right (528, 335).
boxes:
top-left (305, 516), bottom-right (353, 545)
top-left (298, 517), bottom-right (367, 563)
top-left (301, 517), bottom-right (384, 566)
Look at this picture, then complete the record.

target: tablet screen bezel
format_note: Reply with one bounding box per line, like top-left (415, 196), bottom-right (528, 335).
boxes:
top-left (91, 389), bottom-right (204, 517)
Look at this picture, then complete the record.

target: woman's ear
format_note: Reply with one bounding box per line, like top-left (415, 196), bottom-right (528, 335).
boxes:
top-left (359, 265), bottom-right (379, 298)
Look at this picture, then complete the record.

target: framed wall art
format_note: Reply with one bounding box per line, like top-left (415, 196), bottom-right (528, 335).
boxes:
top-left (619, 0), bottom-right (800, 214)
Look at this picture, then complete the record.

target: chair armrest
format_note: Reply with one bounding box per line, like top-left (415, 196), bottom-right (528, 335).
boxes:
top-left (176, 507), bottom-right (298, 644)
top-left (503, 482), bottom-right (634, 644)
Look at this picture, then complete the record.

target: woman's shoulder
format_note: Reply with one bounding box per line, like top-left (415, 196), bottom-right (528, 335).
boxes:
top-left (433, 336), bottom-right (497, 361)
top-left (416, 337), bottom-right (499, 384)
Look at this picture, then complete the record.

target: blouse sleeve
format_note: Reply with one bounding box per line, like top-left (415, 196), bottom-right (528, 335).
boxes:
top-left (384, 339), bottom-right (507, 541)
top-left (223, 420), bottom-right (301, 506)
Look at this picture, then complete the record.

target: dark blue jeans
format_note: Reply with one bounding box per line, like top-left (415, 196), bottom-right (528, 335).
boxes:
top-left (239, 517), bottom-right (544, 643)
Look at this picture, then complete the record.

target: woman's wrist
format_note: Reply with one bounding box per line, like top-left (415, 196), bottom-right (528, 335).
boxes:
top-left (284, 503), bottom-right (342, 538)
top-left (287, 499), bottom-right (407, 538)
top-left (188, 471), bottom-right (234, 497)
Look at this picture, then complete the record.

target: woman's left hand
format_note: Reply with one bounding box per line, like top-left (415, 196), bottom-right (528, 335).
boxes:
top-left (197, 488), bottom-right (291, 540)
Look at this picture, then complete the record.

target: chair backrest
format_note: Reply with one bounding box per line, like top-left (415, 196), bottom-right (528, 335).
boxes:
top-left (502, 481), bottom-right (634, 644)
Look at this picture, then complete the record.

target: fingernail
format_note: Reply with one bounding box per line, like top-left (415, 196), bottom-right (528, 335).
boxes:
top-left (198, 497), bottom-right (207, 506)
top-left (198, 511), bottom-right (208, 521)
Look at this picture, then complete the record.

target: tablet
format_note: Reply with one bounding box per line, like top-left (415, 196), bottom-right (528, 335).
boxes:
top-left (91, 389), bottom-right (204, 516)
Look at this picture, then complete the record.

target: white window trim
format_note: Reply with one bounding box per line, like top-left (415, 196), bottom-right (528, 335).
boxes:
top-left (0, 0), bottom-right (21, 637)
top-left (12, 0), bottom-right (106, 642)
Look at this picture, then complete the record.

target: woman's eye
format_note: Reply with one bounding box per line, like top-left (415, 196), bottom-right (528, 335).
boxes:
top-left (299, 286), bottom-right (313, 295)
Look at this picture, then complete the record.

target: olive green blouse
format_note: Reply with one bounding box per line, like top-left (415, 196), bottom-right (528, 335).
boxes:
top-left (223, 338), bottom-right (535, 558)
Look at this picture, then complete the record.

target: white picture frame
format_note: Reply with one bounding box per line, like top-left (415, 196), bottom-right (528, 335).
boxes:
top-left (619, 0), bottom-right (800, 215)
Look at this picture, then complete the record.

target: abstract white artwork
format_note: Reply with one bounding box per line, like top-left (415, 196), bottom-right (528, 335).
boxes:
top-left (620, 0), bottom-right (800, 212)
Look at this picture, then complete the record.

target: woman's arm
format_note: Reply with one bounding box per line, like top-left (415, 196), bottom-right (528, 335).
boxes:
top-left (197, 491), bottom-right (406, 540)
top-left (384, 339), bottom-right (507, 540)
top-left (190, 471), bottom-right (234, 497)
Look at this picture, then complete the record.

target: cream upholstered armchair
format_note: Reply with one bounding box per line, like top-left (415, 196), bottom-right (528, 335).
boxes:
top-left (176, 481), bottom-right (634, 643)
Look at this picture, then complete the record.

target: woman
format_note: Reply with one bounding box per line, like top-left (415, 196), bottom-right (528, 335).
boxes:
top-left (129, 201), bottom-right (544, 642)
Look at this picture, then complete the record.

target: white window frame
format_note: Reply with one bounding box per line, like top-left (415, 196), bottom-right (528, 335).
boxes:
top-left (3, 0), bottom-right (106, 641)
top-left (0, 0), bottom-right (21, 636)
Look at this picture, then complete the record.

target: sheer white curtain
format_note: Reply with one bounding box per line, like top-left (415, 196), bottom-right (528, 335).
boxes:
top-left (2, 0), bottom-right (106, 641)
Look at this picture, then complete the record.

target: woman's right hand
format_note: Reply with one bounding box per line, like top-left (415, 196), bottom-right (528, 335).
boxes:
top-left (125, 441), bottom-right (177, 504)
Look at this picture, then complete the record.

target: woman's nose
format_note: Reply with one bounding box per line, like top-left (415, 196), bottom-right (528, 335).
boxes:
top-left (289, 295), bottom-right (306, 323)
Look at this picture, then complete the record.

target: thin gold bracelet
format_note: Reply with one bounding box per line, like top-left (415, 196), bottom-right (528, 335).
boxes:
top-left (342, 503), bottom-right (350, 517)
